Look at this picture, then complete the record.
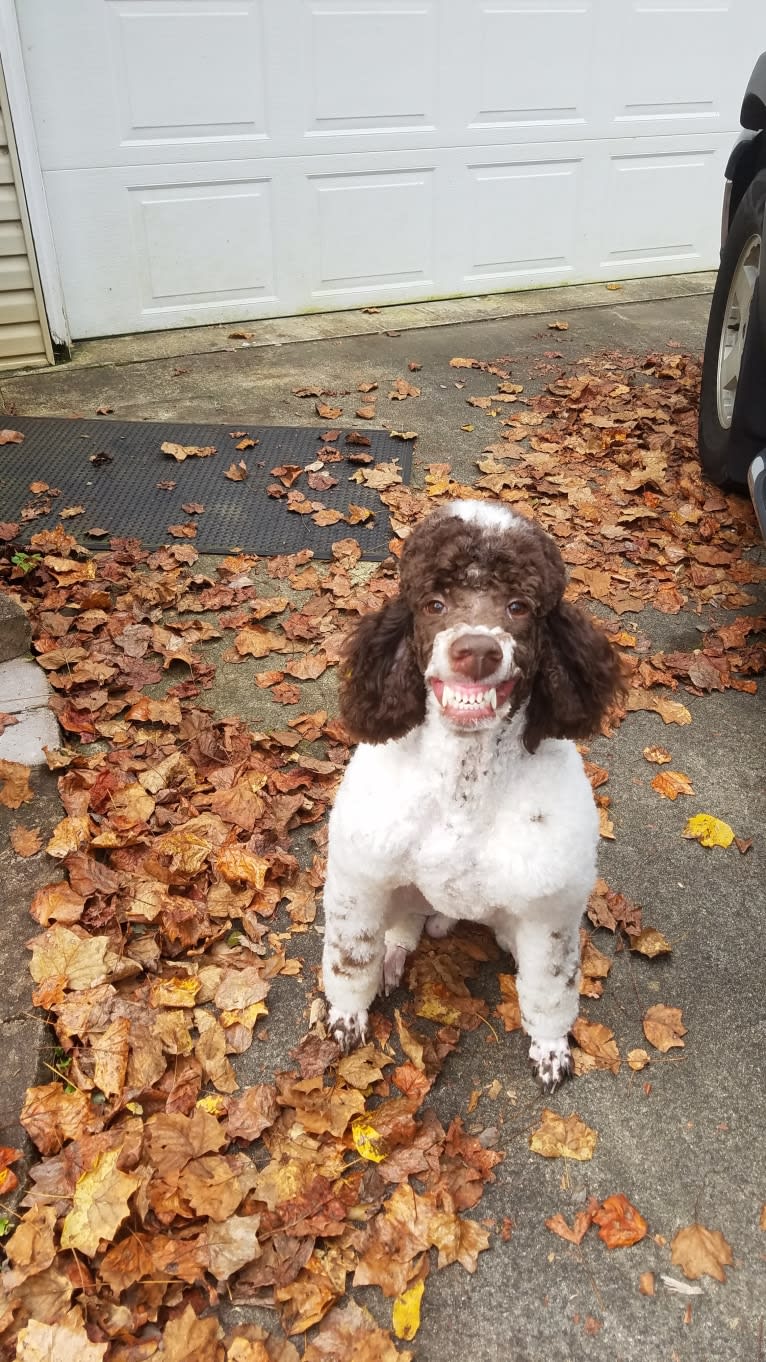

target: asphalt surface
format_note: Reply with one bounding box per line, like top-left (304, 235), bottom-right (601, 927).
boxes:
top-left (2, 290), bottom-right (765, 1361)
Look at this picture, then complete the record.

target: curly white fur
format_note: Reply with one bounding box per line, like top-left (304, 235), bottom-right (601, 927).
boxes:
top-left (322, 700), bottom-right (598, 1089)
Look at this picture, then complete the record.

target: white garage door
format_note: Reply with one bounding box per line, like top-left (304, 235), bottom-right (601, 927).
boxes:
top-left (16, 0), bottom-right (758, 339)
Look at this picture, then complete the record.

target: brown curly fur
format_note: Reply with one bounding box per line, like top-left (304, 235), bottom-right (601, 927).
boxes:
top-left (339, 505), bottom-right (625, 748)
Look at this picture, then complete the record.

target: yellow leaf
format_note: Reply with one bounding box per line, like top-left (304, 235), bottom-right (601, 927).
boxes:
top-left (630, 928), bottom-right (671, 958)
top-left (351, 1118), bottom-right (387, 1163)
top-left (414, 982), bottom-right (461, 1026)
top-left (197, 1094), bottom-right (228, 1117)
top-left (392, 1280), bottom-right (424, 1340)
top-left (683, 814), bottom-right (734, 849)
top-left (627, 1048), bottom-right (650, 1071)
top-left (461, 423), bottom-right (474, 432)
top-left (529, 1109), bottom-right (597, 1161)
top-left (60, 1149), bottom-right (140, 1256)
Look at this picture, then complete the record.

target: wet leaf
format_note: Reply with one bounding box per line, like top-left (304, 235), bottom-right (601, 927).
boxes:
top-left (643, 1004), bottom-right (686, 1052)
top-left (671, 1223), bottom-right (734, 1282)
top-left (683, 813), bottom-right (735, 848)
top-left (529, 1110), bottom-right (597, 1161)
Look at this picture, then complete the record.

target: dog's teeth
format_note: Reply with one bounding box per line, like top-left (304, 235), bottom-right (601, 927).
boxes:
top-left (487, 688), bottom-right (496, 709)
top-left (442, 685), bottom-right (454, 708)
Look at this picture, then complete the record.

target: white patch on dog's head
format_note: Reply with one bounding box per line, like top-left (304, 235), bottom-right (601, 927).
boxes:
top-left (447, 500), bottom-right (523, 533)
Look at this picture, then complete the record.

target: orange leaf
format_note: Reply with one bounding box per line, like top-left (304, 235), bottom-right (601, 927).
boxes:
top-left (651, 770), bottom-right (694, 800)
top-left (592, 1194), bottom-right (648, 1248)
top-left (544, 1210), bottom-right (593, 1245)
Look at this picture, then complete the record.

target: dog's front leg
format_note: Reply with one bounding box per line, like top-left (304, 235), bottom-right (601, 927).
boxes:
top-left (322, 862), bottom-right (389, 1052)
top-left (512, 915), bottom-right (580, 1093)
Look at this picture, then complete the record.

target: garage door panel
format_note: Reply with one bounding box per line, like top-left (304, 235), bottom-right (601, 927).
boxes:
top-left (308, 168), bottom-right (435, 298)
top-left (463, 157), bottom-right (582, 285)
top-left (43, 164), bottom-right (284, 335)
top-left (466, 1), bottom-right (593, 134)
top-left (304, 0), bottom-right (437, 135)
top-left (130, 179), bottom-right (275, 305)
top-left (599, 145), bottom-right (725, 271)
top-left (109, 0), bottom-right (267, 147)
top-left (607, 0), bottom-right (742, 134)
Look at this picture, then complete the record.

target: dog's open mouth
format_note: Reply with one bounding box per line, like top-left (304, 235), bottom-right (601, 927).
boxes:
top-left (430, 677), bottom-right (516, 723)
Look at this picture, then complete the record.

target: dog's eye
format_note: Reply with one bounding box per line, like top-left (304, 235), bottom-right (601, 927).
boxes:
top-left (424, 597), bottom-right (446, 615)
top-left (507, 600), bottom-right (530, 618)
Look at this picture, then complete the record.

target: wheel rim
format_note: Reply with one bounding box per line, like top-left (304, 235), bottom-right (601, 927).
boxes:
top-left (716, 232), bottom-right (761, 428)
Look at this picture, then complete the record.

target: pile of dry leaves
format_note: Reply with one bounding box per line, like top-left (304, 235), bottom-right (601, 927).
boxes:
top-left (0, 346), bottom-right (762, 1358)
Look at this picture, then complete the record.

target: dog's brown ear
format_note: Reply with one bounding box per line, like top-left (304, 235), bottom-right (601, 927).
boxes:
top-left (339, 597), bottom-right (426, 744)
top-left (523, 602), bottom-right (626, 753)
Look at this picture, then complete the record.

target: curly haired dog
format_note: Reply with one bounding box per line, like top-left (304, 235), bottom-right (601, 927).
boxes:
top-left (321, 500), bottom-right (623, 1090)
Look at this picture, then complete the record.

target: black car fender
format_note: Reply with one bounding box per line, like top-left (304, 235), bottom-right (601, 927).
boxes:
top-left (741, 52), bottom-right (766, 131)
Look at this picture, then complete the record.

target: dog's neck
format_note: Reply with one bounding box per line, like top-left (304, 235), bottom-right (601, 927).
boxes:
top-left (402, 695), bottom-right (529, 800)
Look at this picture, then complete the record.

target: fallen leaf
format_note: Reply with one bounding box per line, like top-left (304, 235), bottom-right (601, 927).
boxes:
top-left (392, 1280), bottom-right (424, 1341)
top-left (316, 402), bottom-right (342, 420)
top-left (10, 825), bottom-right (42, 856)
top-left (626, 690), bottom-right (692, 725)
top-left (158, 1303), bottom-right (222, 1361)
top-left (449, 358), bottom-right (478, 368)
top-left (630, 928), bottom-right (671, 958)
top-left (544, 1210), bottom-right (593, 1245)
top-left (639, 1270), bottom-right (655, 1295)
top-left (60, 1149), bottom-right (141, 1256)
top-left (592, 1194), bottom-right (648, 1248)
top-left (304, 1301), bottom-right (412, 1362)
top-left (529, 1109), bottom-right (597, 1161)
top-left (627, 1048), bottom-right (650, 1071)
top-left (16, 1311), bottom-right (107, 1361)
top-left (571, 1017), bottom-right (620, 1075)
top-left (651, 770), bottom-right (694, 800)
top-left (548, 320), bottom-right (570, 331)
top-left (671, 1223), bottom-right (734, 1282)
top-left (683, 813), bottom-right (735, 849)
top-left (643, 1004), bottom-right (686, 1052)
top-left (643, 746), bottom-right (672, 764)
top-left (0, 759), bottom-right (34, 809)
top-left (0, 428), bottom-right (24, 445)
top-left (389, 379), bottom-right (420, 400)
top-left (161, 441), bottom-right (216, 461)
top-left (225, 461), bottom-right (248, 480)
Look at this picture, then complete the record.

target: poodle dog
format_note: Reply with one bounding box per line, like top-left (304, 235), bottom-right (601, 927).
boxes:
top-left (321, 500), bottom-right (623, 1090)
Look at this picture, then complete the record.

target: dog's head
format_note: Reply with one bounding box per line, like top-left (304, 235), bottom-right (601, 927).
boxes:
top-left (340, 501), bottom-right (625, 750)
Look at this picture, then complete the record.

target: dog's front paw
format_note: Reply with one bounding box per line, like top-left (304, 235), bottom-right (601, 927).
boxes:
top-left (529, 1036), bottom-right (572, 1094)
top-left (328, 1006), bottom-right (369, 1053)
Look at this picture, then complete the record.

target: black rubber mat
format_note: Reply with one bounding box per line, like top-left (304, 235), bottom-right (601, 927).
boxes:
top-left (0, 418), bottom-right (414, 560)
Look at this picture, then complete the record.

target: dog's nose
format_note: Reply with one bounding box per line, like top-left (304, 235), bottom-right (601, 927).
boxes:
top-left (448, 633), bottom-right (503, 681)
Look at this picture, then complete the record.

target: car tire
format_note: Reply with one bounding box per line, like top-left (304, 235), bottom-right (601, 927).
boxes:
top-left (698, 170), bottom-right (766, 486)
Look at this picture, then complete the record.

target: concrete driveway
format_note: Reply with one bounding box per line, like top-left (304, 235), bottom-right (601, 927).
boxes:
top-left (1, 279), bottom-right (764, 1362)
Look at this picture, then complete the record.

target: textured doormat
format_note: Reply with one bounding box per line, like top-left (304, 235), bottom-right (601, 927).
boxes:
top-left (0, 418), bottom-right (414, 560)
